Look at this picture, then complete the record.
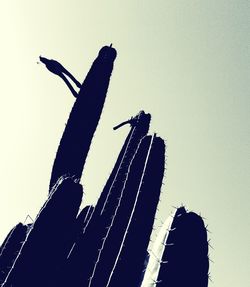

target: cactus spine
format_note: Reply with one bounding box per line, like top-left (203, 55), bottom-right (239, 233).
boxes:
top-left (0, 223), bottom-right (28, 284)
top-left (0, 45), bottom-right (210, 287)
top-left (2, 177), bottom-right (83, 287)
top-left (142, 207), bottom-right (209, 287)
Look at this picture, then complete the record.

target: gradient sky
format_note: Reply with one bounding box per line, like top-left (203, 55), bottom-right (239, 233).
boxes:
top-left (0, 1), bottom-right (249, 286)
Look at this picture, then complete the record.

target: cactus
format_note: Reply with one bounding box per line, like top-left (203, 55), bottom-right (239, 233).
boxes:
top-left (0, 45), bottom-right (210, 287)
top-left (95, 110), bottom-right (151, 217)
top-left (48, 45), bottom-right (117, 190)
top-left (142, 207), bottom-right (209, 287)
top-left (0, 223), bottom-right (29, 284)
top-left (57, 134), bottom-right (165, 287)
top-left (97, 135), bottom-right (165, 287)
top-left (2, 177), bottom-right (83, 287)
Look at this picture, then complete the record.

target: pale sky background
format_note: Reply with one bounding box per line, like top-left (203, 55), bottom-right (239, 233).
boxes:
top-left (0, 1), bottom-right (249, 286)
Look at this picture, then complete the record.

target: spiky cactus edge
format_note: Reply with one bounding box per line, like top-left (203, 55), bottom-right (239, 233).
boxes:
top-left (0, 46), bottom-right (210, 287)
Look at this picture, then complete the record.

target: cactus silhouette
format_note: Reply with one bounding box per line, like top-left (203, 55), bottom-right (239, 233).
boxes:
top-left (0, 45), bottom-right (210, 287)
top-left (56, 134), bottom-right (165, 287)
top-left (48, 45), bottom-right (117, 191)
top-left (2, 177), bottom-right (83, 287)
top-left (142, 207), bottom-right (209, 287)
top-left (0, 223), bottom-right (29, 284)
top-left (39, 56), bottom-right (81, 97)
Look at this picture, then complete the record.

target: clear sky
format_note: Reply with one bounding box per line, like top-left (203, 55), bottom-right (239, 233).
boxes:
top-left (0, 1), bottom-right (249, 286)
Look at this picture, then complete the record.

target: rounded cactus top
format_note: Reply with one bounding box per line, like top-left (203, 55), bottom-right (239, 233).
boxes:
top-left (98, 45), bottom-right (117, 61)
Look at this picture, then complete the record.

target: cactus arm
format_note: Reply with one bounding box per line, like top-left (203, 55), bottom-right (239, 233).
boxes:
top-left (2, 177), bottom-right (83, 287)
top-left (0, 225), bottom-right (20, 258)
top-left (64, 112), bottom-right (149, 263)
top-left (98, 124), bottom-right (136, 216)
top-left (75, 111), bottom-right (150, 253)
top-left (103, 136), bottom-right (165, 287)
top-left (58, 132), bottom-right (142, 286)
top-left (0, 223), bottom-right (28, 284)
top-left (87, 135), bottom-right (150, 287)
top-left (157, 210), bottom-right (209, 287)
top-left (69, 126), bottom-right (135, 251)
top-left (49, 46), bottom-right (117, 191)
top-left (104, 135), bottom-right (155, 287)
top-left (56, 120), bottom-right (150, 286)
top-left (97, 111), bottom-right (150, 218)
top-left (143, 207), bottom-right (209, 287)
top-left (141, 208), bottom-right (184, 287)
top-left (82, 135), bottom-right (164, 287)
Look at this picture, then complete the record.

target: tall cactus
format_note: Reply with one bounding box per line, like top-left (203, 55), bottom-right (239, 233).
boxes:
top-left (96, 135), bottom-right (165, 287)
top-left (55, 113), bottom-right (157, 287)
top-left (2, 177), bottom-right (83, 287)
top-left (95, 110), bottom-right (151, 217)
top-left (142, 207), bottom-right (209, 287)
top-left (48, 45), bottom-right (117, 190)
top-left (0, 45), bottom-right (210, 287)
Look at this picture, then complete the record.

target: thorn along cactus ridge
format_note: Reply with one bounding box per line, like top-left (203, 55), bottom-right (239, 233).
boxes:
top-left (0, 45), bottom-right (210, 287)
top-left (142, 207), bottom-right (209, 287)
top-left (58, 134), bottom-right (165, 287)
top-left (0, 223), bottom-right (29, 284)
top-left (2, 178), bottom-right (83, 287)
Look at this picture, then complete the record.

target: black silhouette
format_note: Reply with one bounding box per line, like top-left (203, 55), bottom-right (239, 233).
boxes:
top-left (157, 207), bottom-right (209, 287)
top-left (48, 46), bottom-right (117, 191)
top-left (0, 223), bottom-right (28, 285)
top-left (0, 46), bottom-right (209, 287)
top-left (40, 56), bottom-right (81, 97)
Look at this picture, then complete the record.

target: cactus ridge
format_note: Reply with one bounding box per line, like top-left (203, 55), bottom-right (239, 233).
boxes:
top-left (0, 45), bottom-right (210, 287)
top-left (93, 136), bottom-right (154, 286)
top-left (99, 125), bottom-right (137, 216)
top-left (87, 134), bottom-right (145, 287)
top-left (98, 111), bottom-right (151, 217)
top-left (62, 111), bottom-right (150, 281)
top-left (77, 123), bottom-right (137, 241)
top-left (49, 46), bottom-right (117, 191)
top-left (104, 136), bottom-right (165, 287)
top-left (81, 136), bottom-right (163, 287)
top-left (60, 131), bottom-right (148, 286)
top-left (0, 223), bottom-right (28, 285)
top-left (66, 205), bottom-right (94, 259)
top-left (142, 207), bottom-right (209, 287)
top-left (2, 177), bottom-right (83, 287)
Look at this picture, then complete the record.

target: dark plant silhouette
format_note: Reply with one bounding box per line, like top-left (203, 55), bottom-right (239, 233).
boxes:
top-left (0, 46), bottom-right (210, 287)
top-left (142, 207), bottom-right (209, 287)
top-left (39, 56), bottom-right (81, 97)
top-left (48, 45), bottom-right (117, 190)
top-left (0, 223), bottom-right (29, 285)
